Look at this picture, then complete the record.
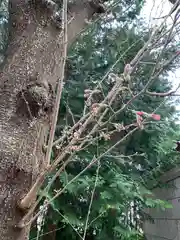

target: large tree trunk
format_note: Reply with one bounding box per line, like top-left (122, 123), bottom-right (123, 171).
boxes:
top-left (0, 1), bottom-right (103, 239)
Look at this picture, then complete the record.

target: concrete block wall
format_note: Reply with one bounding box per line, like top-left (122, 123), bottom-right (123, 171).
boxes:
top-left (144, 168), bottom-right (180, 240)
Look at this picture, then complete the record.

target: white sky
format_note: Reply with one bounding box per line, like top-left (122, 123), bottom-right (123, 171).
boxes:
top-left (142, 0), bottom-right (172, 22)
top-left (141, 0), bottom-right (180, 109)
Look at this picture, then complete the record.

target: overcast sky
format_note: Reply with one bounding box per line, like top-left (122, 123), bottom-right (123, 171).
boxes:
top-left (141, 0), bottom-right (180, 108)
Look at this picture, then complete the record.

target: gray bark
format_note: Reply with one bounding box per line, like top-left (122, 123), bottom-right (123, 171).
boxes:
top-left (0, 0), bottom-right (100, 239)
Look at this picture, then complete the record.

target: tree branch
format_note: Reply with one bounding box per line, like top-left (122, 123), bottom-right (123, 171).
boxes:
top-left (146, 84), bottom-right (180, 97)
top-left (45, 0), bottom-right (68, 167)
top-left (17, 127), bottom-right (138, 228)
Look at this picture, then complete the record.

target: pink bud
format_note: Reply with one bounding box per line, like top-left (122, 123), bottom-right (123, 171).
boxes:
top-left (136, 111), bottom-right (144, 116)
top-left (151, 113), bottom-right (161, 121)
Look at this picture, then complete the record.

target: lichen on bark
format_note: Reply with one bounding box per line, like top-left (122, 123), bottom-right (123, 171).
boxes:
top-left (0, 0), bottom-right (106, 239)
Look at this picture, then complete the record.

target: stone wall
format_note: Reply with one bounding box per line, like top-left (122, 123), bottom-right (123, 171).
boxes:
top-left (144, 168), bottom-right (180, 240)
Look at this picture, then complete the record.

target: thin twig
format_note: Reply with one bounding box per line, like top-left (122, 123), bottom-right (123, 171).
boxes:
top-left (18, 127), bottom-right (138, 228)
top-left (106, 52), bottom-right (180, 126)
top-left (45, 0), bottom-right (68, 166)
top-left (146, 83), bottom-right (180, 97)
top-left (82, 160), bottom-right (100, 240)
top-left (52, 113), bottom-right (90, 147)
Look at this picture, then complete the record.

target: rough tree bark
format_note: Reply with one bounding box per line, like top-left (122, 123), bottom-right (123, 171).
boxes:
top-left (0, 0), bottom-right (106, 239)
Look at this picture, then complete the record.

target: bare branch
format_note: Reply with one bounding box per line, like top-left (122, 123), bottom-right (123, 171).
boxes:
top-left (146, 84), bottom-right (180, 97)
top-left (17, 127), bottom-right (138, 228)
top-left (82, 160), bottom-right (100, 240)
top-left (153, 0), bottom-right (180, 19)
top-left (45, 0), bottom-right (68, 167)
